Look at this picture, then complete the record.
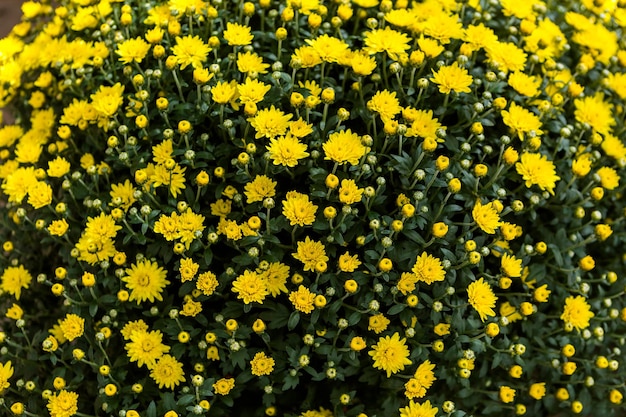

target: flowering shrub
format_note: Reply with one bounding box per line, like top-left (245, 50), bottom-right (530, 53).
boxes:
top-left (1, 0), bottom-right (626, 416)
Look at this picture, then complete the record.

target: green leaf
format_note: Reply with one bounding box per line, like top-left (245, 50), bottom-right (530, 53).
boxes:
top-left (146, 401), bottom-right (157, 417)
top-left (287, 311), bottom-right (300, 331)
top-left (387, 304), bottom-right (406, 315)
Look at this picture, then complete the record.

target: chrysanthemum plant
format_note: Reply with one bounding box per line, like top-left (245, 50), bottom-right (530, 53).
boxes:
top-left (1, 0), bottom-right (626, 416)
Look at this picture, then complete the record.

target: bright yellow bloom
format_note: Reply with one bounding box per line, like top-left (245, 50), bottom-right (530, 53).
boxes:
top-left (249, 105), bottom-right (292, 140)
top-left (59, 313), bottom-right (85, 341)
top-left (412, 252), bottom-right (446, 284)
top-left (125, 329), bottom-right (170, 368)
top-left (250, 352), bottom-right (275, 376)
top-left (404, 360), bottom-right (437, 399)
top-left (223, 22), bottom-right (253, 46)
top-left (0, 264), bottom-right (32, 300)
top-left (574, 92), bottom-right (615, 135)
top-left (0, 361), bottom-right (13, 394)
top-left (116, 37), bottom-right (151, 64)
top-left (258, 262), bottom-right (290, 296)
top-left (399, 400), bottom-right (438, 417)
top-left (367, 89), bottom-right (402, 121)
top-left (561, 295), bottom-right (594, 331)
top-left (515, 152), bottom-right (560, 195)
top-left (266, 134), bottom-right (310, 167)
top-left (293, 236), bottom-right (328, 271)
top-left (244, 175), bottom-right (277, 203)
top-left (363, 26), bottom-right (411, 60)
top-left (338, 179), bottom-right (364, 205)
top-left (508, 71), bottom-right (541, 97)
top-left (501, 253), bottom-right (522, 278)
top-left (289, 285), bottom-right (316, 314)
top-left (323, 129), bottom-right (366, 165)
top-left (213, 378), bottom-right (235, 395)
top-left (431, 62), bottom-right (473, 94)
top-left (123, 260), bottom-right (170, 304)
top-left (282, 191), bottom-right (318, 226)
top-left (172, 35), bottom-right (210, 69)
top-left (501, 102), bottom-right (543, 140)
top-left (472, 200), bottom-right (501, 234)
top-left (499, 386), bottom-right (516, 403)
top-left (369, 332), bottom-right (412, 377)
top-left (232, 270), bottom-right (268, 304)
top-left (467, 277), bottom-right (497, 322)
top-left (47, 390), bottom-right (79, 417)
top-left (150, 354), bottom-right (185, 389)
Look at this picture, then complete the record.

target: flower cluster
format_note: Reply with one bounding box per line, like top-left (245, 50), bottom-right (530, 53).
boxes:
top-left (0, 0), bottom-right (626, 416)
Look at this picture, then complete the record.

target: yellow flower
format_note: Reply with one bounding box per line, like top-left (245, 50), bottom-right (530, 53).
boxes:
top-left (351, 51), bottom-right (377, 76)
top-left (397, 272), bottom-right (418, 295)
top-left (323, 129), bottom-right (366, 165)
top-left (244, 175), bottom-right (276, 204)
top-left (223, 22), bottom-right (253, 46)
top-left (368, 313), bottom-right (390, 334)
top-left (508, 71), bottom-right (541, 97)
top-left (196, 271), bottom-right (219, 296)
top-left (596, 166), bottom-right (619, 190)
top-left (501, 102), bottom-right (543, 140)
top-left (110, 179), bottom-right (137, 211)
top-left (472, 200), bottom-right (501, 234)
top-left (6, 303), bottom-right (23, 320)
top-left (250, 352), bottom-right (275, 376)
top-left (293, 236), bottom-right (328, 271)
top-left (467, 277), bottom-right (497, 322)
top-left (561, 295), bottom-right (594, 331)
top-left (463, 23), bottom-right (498, 52)
top-left (47, 390), bottom-right (79, 417)
top-left (369, 332), bottom-right (412, 377)
top-left (213, 378), bottom-right (235, 395)
top-left (282, 191), bottom-right (318, 226)
top-left (1, 166), bottom-right (38, 203)
top-left (0, 265), bottom-right (32, 300)
top-left (338, 252), bottom-right (361, 273)
top-left (399, 400), bottom-right (438, 417)
top-left (404, 360), bottom-right (437, 399)
top-left (237, 51), bottom-right (270, 75)
top-left (249, 105), bottom-right (293, 140)
top-left (125, 329), bottom-right (170, 368)
top-left (27, 181), bottom-right (52, 209)
top-left (47, 156), bottom-right (71, 178)
top-left (150, 354), bottom-right (185, 389)
top-left (406, 109), bottom-right (444, 140)
top-left (431, 62), bottom-right (473, 94)
top-left (289, 285), bottom-right (316, 314)
top-left (211, 80), bottom-right (238, 104)
top-left (232, 270), bottom-right (268, 304)
top-left (574, 92), bottom-right (615, 135)
top-left (306, 34), bottom-right (350, 63)
top-left (501, 253), bottom-right (522, 278)
top-left (515, 152), bottom-right (560, 195)
top-left (499, 386), bottom-right (516, 403)
top-left (486, 41), bottom-right (527, 73)
top-left (529, 382), bottom-right (546, 400)
top-left (0, 361), bottom-right (13, 394)
top-left (338, 179), bottom-right (364, 205)
top-left (266, 134), bottom-right (310, 167)
top-left (363, 26), bottom-right (410, 60)
top-left (116, 37), bottom-right (151, 64)
top-left (123, 259), bottom-right (170, 304)
top-left (172, 35), bottom-right (210, 69)
top-left (151, 162), bottom-right (186, 197)
top-left (238, 77), bottom-right (271, 104)
top-left (179, 258), bottom-right (199, 282)
top-left (367, 89), bottom-right (402, 121)
top-left (258, 262), bottom-right (290, 297)
top-left (59, 313), bottom-right (85, 341)
top-left (412, 252), bottom-right (446, 284)
top-left (120, 319), bottom-right (149, 340)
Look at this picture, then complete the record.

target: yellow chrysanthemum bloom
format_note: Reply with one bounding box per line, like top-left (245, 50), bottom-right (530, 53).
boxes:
top-left (431, 62), bottom-right (473, 94)
top-left (369, 332), bottom-right (412, 377)
top-left (561, 295), bottom-right (594, 331)
top-left (467, 277), bottom-right (498, 322)
top-left (249, 105), bottom-right (293, 140)
top-left (399, 400), bottom-right (438, 417)
top-left (323, 129), bottom-right (366, 165)
top-left (412, 252), bottom-right (446, 284)
top-left (47, 390), bottom-right (79, 417)
top-left (0, 361), bottom-right (14, 394)
top-left (123, 259), bottom-right (170, 304)
top-left (472, 200), bottom-right (501, 234)
top-left (515, 152), bottom-right (560, 195)
top-left (266, 134), bottom-right (310, 167)
top-left (289, 285), bottom-right (316, 314)
top-left (125, 329), bottom-right (170, 368)
top-left (282, 191), bottom-right (318, 226)
top-left (150, 354), bottom-right (185, 389)
top-left (250, 352), bottom-right (275, 376)
top-left (232, 270), bottom-right (268, 304)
